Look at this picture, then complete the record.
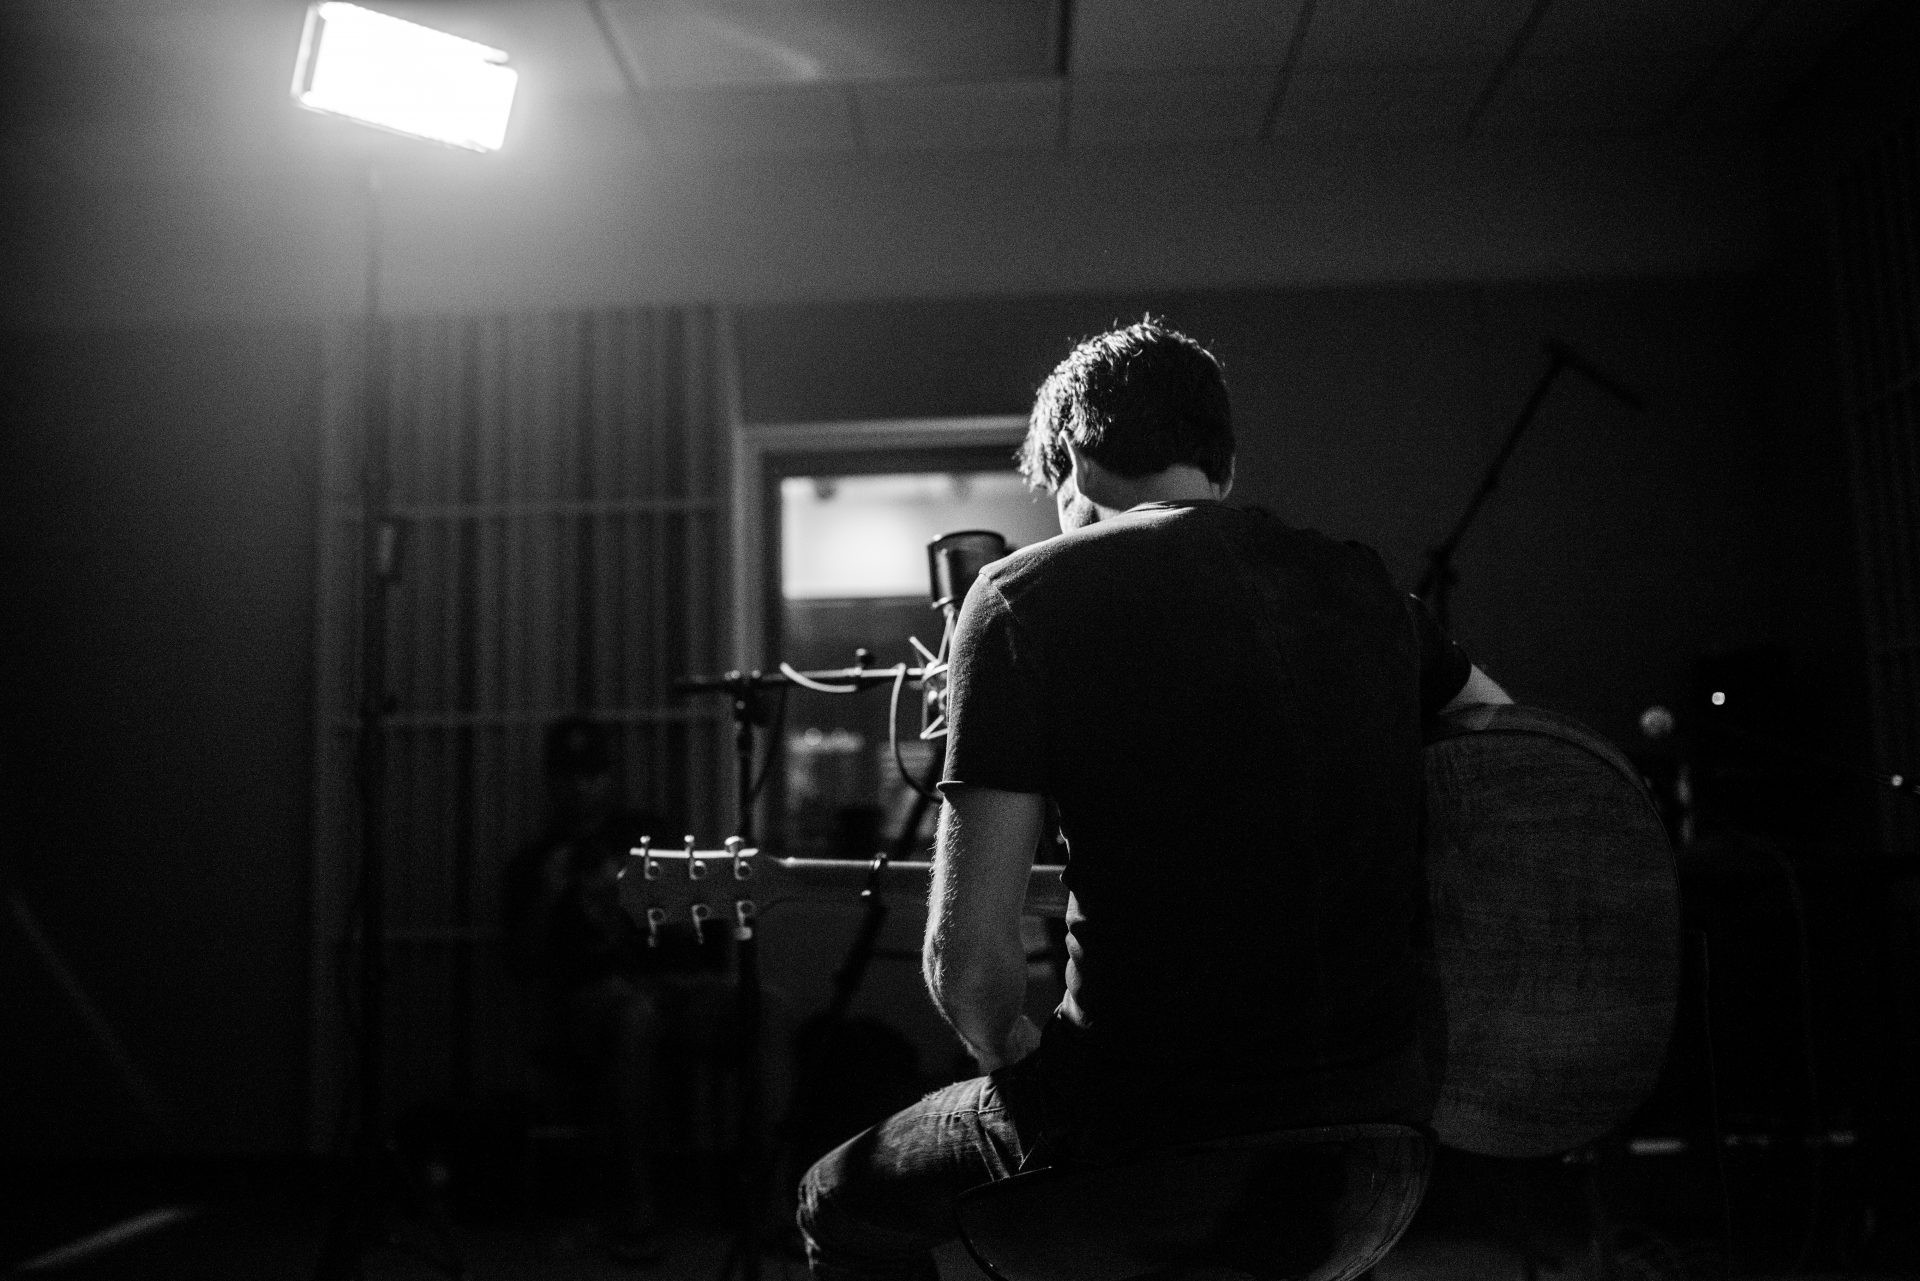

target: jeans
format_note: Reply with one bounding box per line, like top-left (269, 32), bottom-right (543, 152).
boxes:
top-left (796, 1037), bottom-right (1433, 1281)
top-left (796, 1054), bottom-right (1058, 1281)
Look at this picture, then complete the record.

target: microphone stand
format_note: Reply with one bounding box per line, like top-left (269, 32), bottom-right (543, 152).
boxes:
top-left (1417, 340), bottom-right (1646, 630)
top-left (674, 661), bottom-right (936, 1281)
top-left (768, 735), bottom-right (947, 1211)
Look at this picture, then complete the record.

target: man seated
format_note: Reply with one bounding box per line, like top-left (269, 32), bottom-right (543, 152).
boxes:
top-left (502, 716), bottom-right (724, 1262)
top-left (797, 319), bottom-right (1509, 1281)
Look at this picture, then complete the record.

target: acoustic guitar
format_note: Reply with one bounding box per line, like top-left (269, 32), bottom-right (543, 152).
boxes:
top-left (1419, 702), bottom-right (1679, 1158)
top-left (616, 702), bottom-right (1678, 1160)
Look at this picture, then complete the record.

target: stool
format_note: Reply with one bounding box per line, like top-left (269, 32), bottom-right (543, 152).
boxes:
top-left (953, 1124), bottom-right (1432, 1281)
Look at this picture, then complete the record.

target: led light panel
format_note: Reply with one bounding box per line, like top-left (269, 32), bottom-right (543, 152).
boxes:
top-left (292, 2), bottom-right (517, 152)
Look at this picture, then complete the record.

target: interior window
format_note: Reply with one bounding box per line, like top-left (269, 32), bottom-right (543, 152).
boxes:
top-left (776, 469), bottom-right (1056, 856)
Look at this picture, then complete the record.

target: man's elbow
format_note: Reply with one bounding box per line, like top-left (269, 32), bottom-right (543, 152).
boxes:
top-left (924, 939), bottom-right (1019, 1013)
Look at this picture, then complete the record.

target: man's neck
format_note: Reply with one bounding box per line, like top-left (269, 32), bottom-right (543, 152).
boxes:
top-left (1091, 465), bottom-right (1223, 516)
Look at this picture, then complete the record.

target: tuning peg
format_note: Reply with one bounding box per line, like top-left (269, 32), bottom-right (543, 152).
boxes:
top-left (685, 835), bottom-right (708, 880)
top-left (726, 836), bottom-right (752, 881)
top-left (644, 906), bottom-right (666, 949)
top-left (633, 835), bottom-right (657, 881)
top-left (733, 899), bottom-right (757, 941)
top-left (689, 902), bottom-right (712, 945)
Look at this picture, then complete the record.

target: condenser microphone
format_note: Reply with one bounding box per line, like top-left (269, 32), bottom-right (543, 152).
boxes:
top-left (927, 530), bottom-right (1010, 615)
top-left (921, 530), bottom-right (1009, 739)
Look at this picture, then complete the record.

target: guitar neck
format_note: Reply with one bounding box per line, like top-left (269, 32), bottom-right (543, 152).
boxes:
top-left (615, 845), bottom-right (1068, 944)
top-left (767, 856), bottom-right (1069, 917)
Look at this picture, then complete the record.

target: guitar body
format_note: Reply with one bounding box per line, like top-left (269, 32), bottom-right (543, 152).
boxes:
top-left (1422, 703), bottom-right (1679, 1158)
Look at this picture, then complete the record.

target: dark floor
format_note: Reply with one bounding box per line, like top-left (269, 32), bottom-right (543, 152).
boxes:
top-left (6, 1152), bottom-right (1915, 1281)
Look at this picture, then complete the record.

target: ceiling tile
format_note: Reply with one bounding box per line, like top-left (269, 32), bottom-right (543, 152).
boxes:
top-left (858, 79), bottom-right (1063, 153)
top-left (1474, 56), bottom-right (1704, 134)
top-left (597, 0), bottom-right (1055, 87)
top-left (1069, 70), bottom-right (1277, 146)
top-left (1660, 0), bottom-right (1888, 125)
top-left (1273, 63), bottom-right (1485, 136)
top-left (331, 1), bottom-right (625, 103)
top-left (1297, 0), bottom-right (1538, 67)
top-left (645, 84), bottom-right (858, 155)
top-left (1071, 0), bottom-right (1305, 71)
top-left (1523, 0), bottom-right (1774, 59)
top-left (1743, 0), bottom-right (1885, 59)
top-left (1674, 58), bottom-right (1812, 129)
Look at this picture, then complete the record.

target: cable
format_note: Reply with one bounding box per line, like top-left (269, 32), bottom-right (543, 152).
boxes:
top-left (889, 663), bottom-right (939, 801)
top-left (779, 662), bottom-right (863, 695)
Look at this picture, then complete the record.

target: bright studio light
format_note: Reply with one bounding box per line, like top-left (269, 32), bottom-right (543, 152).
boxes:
top-left (292, 3), bottom-right (517, 152)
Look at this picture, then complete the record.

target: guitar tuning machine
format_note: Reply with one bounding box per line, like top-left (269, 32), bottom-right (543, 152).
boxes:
top-left (689, 902), bottom-right (712, 944)
top-left (626, 836), bottom-right (656, 881)
top-left (685, 835), bottom-right (709, 881)
top-left (645, 906), bottom-right (666, 948)
top-left (732, 898), bottom-right (757, 941)
top-left (726, 836), bottom-right (753, 881)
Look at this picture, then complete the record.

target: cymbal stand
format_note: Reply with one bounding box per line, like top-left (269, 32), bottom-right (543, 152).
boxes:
top-left (1417, 340), bottom-right (1646, 631)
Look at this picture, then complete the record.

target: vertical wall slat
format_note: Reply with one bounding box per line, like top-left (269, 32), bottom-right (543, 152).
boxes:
top-left (311, 303), bottom-right (729, 1143)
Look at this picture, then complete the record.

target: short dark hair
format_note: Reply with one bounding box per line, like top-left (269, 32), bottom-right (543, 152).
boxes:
top-left (1019, 318), bottom-right (1234, 492)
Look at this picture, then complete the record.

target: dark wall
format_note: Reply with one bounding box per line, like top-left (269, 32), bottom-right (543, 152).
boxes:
top-left (734, 278), bottom-right (1865, 769)
top-left (0, 270), bottom-right (1869, 1162)
top-left (1, 323), bottom-right (322, 1156)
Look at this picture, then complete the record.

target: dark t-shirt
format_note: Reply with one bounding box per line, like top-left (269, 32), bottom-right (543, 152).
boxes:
top-left (940, 501), bottom-right (1468, 1156)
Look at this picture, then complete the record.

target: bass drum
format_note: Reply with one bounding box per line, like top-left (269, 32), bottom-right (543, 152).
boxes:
top-left (1421, 703), bottom-right (1680, 1158)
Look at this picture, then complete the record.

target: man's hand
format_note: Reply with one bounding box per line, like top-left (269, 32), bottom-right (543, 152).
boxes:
top-left (923, 786), bottom-right (1046, 1073)
top-left (1440, 663), bottom-right (1512, 715)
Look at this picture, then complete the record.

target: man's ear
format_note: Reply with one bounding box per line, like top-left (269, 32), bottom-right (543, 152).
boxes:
top-left (1065, 439), bottom-right (1090, 481)
top-left (1066, 441), bottom-right (1118, 505)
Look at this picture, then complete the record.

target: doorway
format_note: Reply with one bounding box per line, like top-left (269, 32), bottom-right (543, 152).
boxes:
top-left (737, 422), bottom-right (1056, 856)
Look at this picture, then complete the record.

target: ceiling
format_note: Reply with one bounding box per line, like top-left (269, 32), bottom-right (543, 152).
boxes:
top-left (0, 0), bottom-right (1889, 182)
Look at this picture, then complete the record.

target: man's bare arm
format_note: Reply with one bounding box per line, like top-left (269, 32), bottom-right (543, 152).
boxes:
top-left (923, 786), bottom-right (1046, 1072)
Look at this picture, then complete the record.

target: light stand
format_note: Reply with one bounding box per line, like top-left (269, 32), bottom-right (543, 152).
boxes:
top-left (291, 8), bottom-right (517, 1278)
top-left (723, 676), bottom-right (770, 1281)
top-left (313, 155), bottom-right (469, 1281)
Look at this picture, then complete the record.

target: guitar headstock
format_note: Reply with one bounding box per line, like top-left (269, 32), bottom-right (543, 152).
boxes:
top-left (616, 835), bottom-right (764, 948)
